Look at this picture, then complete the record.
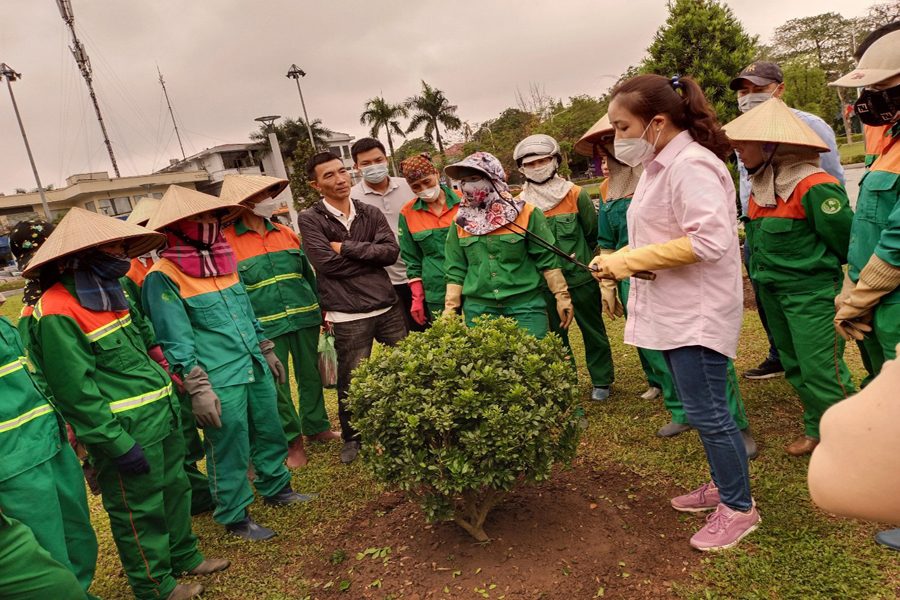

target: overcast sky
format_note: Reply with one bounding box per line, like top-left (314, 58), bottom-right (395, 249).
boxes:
top-left (0, 0), bottom-right (869, 195)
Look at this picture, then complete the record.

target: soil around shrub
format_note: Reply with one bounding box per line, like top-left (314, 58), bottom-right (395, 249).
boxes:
top-left (306, 464), bottom-right (702, 599)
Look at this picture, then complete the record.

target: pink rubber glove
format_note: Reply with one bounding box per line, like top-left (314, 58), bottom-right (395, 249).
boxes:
top-left (148, 345), bottom-right (184, 393)
top-left (409, 280), bottom-right (427, 326)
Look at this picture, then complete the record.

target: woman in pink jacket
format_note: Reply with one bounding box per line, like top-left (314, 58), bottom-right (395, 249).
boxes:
top-left (591, 74), bottom-right (758, 551)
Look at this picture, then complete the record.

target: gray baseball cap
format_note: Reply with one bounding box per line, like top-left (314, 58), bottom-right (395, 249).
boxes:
top-left (729, 62), bottom-right (784, 90)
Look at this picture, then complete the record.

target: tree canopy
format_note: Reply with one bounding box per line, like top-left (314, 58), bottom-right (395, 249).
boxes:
top-left (404, 81), bottom-right (462, 154)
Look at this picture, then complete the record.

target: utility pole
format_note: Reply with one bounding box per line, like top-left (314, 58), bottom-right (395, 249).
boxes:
top-left (157, 66), bottom-right (186, 160)
top-left (57, 0), bottom-right (120, 177)
top-left (286, 65), bottom-right (316, 148)
top-left (1, 64), bottom-right (52, 220)
top-left (255, 116), bottom-right (298, 232)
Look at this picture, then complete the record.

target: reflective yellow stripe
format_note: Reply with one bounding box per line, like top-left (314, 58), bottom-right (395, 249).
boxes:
top-left (244, 273), bottom-right (303, 291)
top-left (87, 314), bottom-right (132, 342)
top-left (0, 404), bottom-right (54, 433)
top-left (257, 303), bottom-right (320, 323)
top-left (33, 301), bottom-right (43, 320)
top-left (0, 358), bottom-right (26, 378)
top-left (109, 384), bottom-right (172, 414)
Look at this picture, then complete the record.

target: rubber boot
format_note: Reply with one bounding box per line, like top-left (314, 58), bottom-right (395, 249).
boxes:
top-left (286, 435), bottom-right (308, 469)
top-left (167, 583), bottom-right (204, 600)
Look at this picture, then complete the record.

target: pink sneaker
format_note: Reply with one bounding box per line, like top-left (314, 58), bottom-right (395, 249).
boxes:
top-left (690, 503), bottom-right (761, 551)
top-left (671, 481), bottom-right (720, 512)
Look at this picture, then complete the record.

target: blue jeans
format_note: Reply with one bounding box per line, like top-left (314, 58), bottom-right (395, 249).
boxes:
top-left (663, 346), bottom-right (753, 512)
top-left (743, 241), bottom-right (780, 363)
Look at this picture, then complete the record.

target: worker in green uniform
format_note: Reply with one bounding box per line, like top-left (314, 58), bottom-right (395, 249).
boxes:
top-left (143, 185), bottom-right (315, 542)
top-left (397, 153), bottom-right (461, 320)
top-left (442, 152), bottom-right (573, 337)
top-left (0, 297), bottom-right (99, 599)
top-left (514, 134), bottom-right (615, 402)
top-left (23, 207), bottom-right (229, 600)
top-left (577, 115), bottom-right (756, 458)
top-left (220, 174), bottom-right (340, 469)
top-left (122, 198), bottom-right (215, 514)
top-left (725, 98), bottom-right (856, 456)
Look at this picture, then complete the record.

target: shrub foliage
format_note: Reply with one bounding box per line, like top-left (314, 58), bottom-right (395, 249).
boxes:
top-left (351, 315), bottom-right (581, 541)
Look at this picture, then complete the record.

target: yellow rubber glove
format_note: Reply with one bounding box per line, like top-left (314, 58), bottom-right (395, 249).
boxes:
top-left (588, 245), bottom-right (630, 281)
top-left (543, 269), bottom-right (574, 329)
top-left (596, 249), bottom-right (624, 319)
top-left (443, 284), bottom-right (464, 318)
top-left (834, 271), bottom-right (855, 312)
top-left (594, 237), bottom-right (698, 281)
top-left (835, 256), bottom-right (900, 341)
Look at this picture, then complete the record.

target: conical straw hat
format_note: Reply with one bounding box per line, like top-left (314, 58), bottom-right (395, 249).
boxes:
top-left (219, 174), bottom-right (289, 206)
top-left (23, 207), bottom-right (164, 277)
top-left (146, 185), bottom-right (244, 232)
top-left (575, 114), bottom-right (613, 157)
top-left (723, 98), bottom-right (828, 151)
top-left (126, 197), bottom-right (160, 226)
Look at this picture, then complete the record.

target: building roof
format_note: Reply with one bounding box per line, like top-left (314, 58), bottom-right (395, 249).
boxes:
top-left (444, 142), bottom-right (467, 157)
top-left (157, 143), bottom-right (263, 173)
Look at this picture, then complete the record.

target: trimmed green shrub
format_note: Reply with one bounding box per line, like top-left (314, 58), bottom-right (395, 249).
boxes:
top-left (350, 315), bottom-right (581, 542)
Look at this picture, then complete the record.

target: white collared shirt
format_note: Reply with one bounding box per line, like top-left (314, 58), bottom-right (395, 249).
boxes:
top-left (350, 176), bottom-right (416, 285)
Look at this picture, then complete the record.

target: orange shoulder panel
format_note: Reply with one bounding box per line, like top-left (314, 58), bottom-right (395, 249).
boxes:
top-left (126, 257), bottom-right (153, 287)
top-left (20, 306), bottom-right (33, 318)
top-left (866, 124), bottom-right (891, 157)
top-left (224, 224), bottom-right (299, 262)
top-left (402, 198), bottom-right (459, 234)
top-left (872, 140), bottom-right (900, 175)
top-left (543, 186), bottom-right (581, 217)
top-left (747, 173), bottom-right (837, 220)
top-left (36, 282), bottom-right (127, 336)
top-left (148, 258), bottom-right (240, 299)
top-left (599, 179), bottom-right (609, 203)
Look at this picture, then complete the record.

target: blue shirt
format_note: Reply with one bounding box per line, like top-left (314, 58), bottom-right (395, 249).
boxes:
top-left (738, 108), bottom-right (846, 216)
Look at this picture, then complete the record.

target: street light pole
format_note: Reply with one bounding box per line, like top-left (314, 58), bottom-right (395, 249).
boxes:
top-left (1, 64), bottom-right (52, 220)
top-left (286, 65), bottom-right (316, 149)
top-left (255, 115), bottom-right (299, 232)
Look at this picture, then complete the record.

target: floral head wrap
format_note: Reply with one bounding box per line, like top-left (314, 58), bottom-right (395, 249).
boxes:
top-left (400, 153), bottom-right (439, 184)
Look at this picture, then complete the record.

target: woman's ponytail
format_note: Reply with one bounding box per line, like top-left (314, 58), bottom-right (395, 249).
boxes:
top-left (677, 77), bottom-right (731, 161)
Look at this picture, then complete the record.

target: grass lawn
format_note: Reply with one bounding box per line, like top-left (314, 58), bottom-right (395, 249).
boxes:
top-left (3, 294), bottom-right (899, 599)
top-left (581, 183), bottom-right (601, 197)
top-left (839, 141), bottom-right (865, 160)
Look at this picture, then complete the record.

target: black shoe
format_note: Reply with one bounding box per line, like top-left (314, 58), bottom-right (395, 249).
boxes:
top-left (741, 428), bottom-right (758, 461)
top-left (340, 440), bottom-right (360, 464)
top-left (590, 386), bottom-right (610, 402)
top-left (263, 486), bottom-right (318, 507)
top-left (743, 357), bottom-right (784, 380)
top-left (225, 516), bottom-right (276, 541)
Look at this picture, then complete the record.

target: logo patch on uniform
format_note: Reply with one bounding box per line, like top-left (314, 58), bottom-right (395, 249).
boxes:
top-left (821, 198), bottom-right (842, 215)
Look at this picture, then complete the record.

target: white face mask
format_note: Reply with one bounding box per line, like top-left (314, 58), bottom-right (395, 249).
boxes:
top-left (521, 158), bottom-right (558, 184)
top-left (251, 197), bottom-right (278, 219)
top-left (415, 184), bottom-right (442, 201)
top-left (613, 121), bottom-right (661, 168)
top-left (738, 92), bottom-right (773, 114)
top-left (361, 163), bottom-right (389, 183)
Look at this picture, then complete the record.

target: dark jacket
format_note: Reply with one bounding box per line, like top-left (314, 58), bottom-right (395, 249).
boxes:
top-left (296, 199), bottom-right (399, 313)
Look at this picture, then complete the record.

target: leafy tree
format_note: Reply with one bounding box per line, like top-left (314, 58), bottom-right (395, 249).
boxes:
top-left (287, 140), bottom-right (321, 213)
top-left (868, 1), bottom-right (900, 27)
top-left (251, 117), bottom-right (332, 161)
top-left (360, 96), bottom-right (408, 176)
top-left (470, 108), bottom-right (534, 180)
top-left (393, 137), bottom-right (437, 165)
top-left (534, 95), bottom-right (607, 177)
top-left (780, 61), bottom-right (839, 122)
top-left (641, 0), bottom-right (758, 125)
top-left (404, 81), bottom-right (462, 154)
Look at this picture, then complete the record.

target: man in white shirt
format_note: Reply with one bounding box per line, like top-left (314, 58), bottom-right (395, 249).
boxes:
top-left (349, 138), bottom-right (424, 333)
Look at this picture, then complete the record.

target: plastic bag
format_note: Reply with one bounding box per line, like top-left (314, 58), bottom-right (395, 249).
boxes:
top-left (317, 328), bottom-right (338, 389)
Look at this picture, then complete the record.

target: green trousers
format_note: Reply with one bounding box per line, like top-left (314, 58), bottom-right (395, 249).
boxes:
top-left (205, 362), bottom-right (292, 525)
top-left (758, 284), bottom-right (855, 438)
top-left (463, 296), bottom-right (549, 338)
top-left (272, 326), bottom-right (332, 440)
top-left (427, 302), bottom-right (444, 319)
top-left (0, 443), bottom-right (98, 598)
top-left (0, 512), bottom-right (87, 600)
top-left (872, 302), bottom-right (900, 362)
top-left (174, 388), bottom-right (215, 515)
top-left (856, 336), bottom-right (885, 388)
top-left (93, 425), bottom-right (204, 600)
top-left (543, 283), bottom-right (614, 387)
top-left (619, 278), bottom-right (748, 429)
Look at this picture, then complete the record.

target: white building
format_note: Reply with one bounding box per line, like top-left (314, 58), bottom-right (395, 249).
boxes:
top-left (323, 131), bottom-right (355, 169)
top-left (157, 143), bottom-right (279, 196)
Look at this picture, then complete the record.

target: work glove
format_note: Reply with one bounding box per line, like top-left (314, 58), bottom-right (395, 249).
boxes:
top-left (593, 237), bottom-right (698, 281)
top-left (259, 339), bottom-right (287, 384)
top-left (834, 271), bottom-right (856, 311)
top-left (589, 245), bottom-right (628, 281)
top-left (443, 284), bottom-right (464, 318)
top-left (114, 442), bottom-right (151, 476)
top-left (409, 279), bottom-right (427, 326)
top-left (147, 345), bottom-right (184, 392)
top-left (597, 249), bottom-right (625, 319)
top-left (182, 366), bottom-right (223, 428)
top-left (835, 255), bottom-right (900, 341)
top-left (544, 269), bottom-right (574, 329)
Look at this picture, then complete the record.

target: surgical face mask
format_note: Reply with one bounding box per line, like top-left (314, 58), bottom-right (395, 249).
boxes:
top-left (361, 163), bottom-right (389, 183)
top-left (613, 121), bottom-right (660, 168)
top-left (855, 85), bottom-right (900, 126)
top-left (521, 158), bottom-right (558, 184)
top-left (251, 197), bottom-right (278, 219)
top-left (737, 92), bottom-right (773, 114)
top-left (415, 184), bottom-right (442, 201)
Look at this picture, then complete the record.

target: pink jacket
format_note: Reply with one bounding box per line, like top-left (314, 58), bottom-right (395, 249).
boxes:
top-left (624, 131), bottom-right (743, 359)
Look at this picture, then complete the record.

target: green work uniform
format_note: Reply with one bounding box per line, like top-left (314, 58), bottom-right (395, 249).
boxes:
top-left (599, 189), bottom-right (748, 428)
top-left (0, 511), bottom-right (87, 600)
top-left (398, 186), bottom-right (461, 317)
top-left (539, 186), bottom-right (614, 386)
top-left (0, 316), bottom-right (98, 599)
top-left (445, 202), bottom-right (560, 338)
top-left (224, 218), bottom-right (331, 442)
top-left (143, 259), bottom-right (291, 526)
top-left (30, 278), bottom-right (204, 600)
top-left (746, 173), bottom-right (856, 437)
top-left (123, 258), bottom-right (214, 515)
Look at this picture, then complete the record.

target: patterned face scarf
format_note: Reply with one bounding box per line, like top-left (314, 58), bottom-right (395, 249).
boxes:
top-left (9, 218), bottom-right (55, 306)
top-left (65, 250), bottom-right (131, 312)
top-left (749, 143), bottom-right (823, 208)
top-left (454, 152), bottom-right (524, 235)
top-left (160, 219), bottom-right (237, 278)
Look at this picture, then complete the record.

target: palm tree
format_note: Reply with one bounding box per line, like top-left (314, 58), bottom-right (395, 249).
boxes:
top-left (251, 117), bottom-right (333, 160)
top-left (359, 96), bottom-right (407, 176)
top-left (404, 81), bottom-right (462, 154)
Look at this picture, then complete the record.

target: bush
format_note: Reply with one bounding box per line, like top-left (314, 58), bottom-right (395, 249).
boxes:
top-left (350, 315), bottom-right (581, 542)
top-left (841, 154), bottom-right (865, 165)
